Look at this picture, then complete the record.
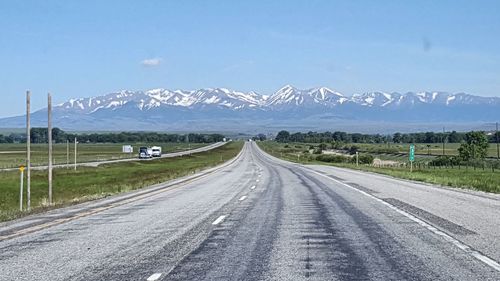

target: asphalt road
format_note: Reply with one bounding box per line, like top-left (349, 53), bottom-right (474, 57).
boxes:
top-left (0, 142), bottom-right (225, 172)
top-left (0, 141), bottom-right (498, 280)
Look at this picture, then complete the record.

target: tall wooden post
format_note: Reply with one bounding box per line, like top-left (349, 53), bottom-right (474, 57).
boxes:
top-left (442, 127), bottom-right (446, 156)
top-left (26, 91), bottom-right (31, 211)
top-left (67, 140), bottom-right (69, 167)
top-left (74, 137), bottom-right (77, 171)
top-left (496, 122), bottom-right (499, 159)
top-left (48, 93), bottom-right (53, 205)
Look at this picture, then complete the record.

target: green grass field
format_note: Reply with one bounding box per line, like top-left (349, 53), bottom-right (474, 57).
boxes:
top-left (0, 141), bottom-right (243, 222)
top-left (0, 142), bottom-right (208, 169)
top-left (354, 142), bottom-right (499, 158)
top-left (257, 141), bottom-right (500, 194)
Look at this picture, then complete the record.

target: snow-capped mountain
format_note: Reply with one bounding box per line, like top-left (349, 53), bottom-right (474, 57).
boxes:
top-left (57, 88), bottom-right (265, 113)
top-left (54, 86), bottom-right (500, 114)
top-left (1, 85), bottom-right (499, 132)
top-left (265, 85), bottom-right (348, 108)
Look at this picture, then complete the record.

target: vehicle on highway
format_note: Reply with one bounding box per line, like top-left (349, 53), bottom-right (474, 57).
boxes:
top-left (139, 146), bottom-right (153, 159)
top-left (151, 146), bottom-right (162, 157)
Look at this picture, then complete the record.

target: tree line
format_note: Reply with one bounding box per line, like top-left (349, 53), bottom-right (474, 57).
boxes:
top-left (274, 130), bottom-right (500, 144)
top-left (0, 128), bottom-right (225, 144)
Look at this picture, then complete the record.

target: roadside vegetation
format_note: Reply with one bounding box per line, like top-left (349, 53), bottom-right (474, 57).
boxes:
top-left (257, 137), bottom-right (500, 194)
top-left (0, 141), bottom-right (243, 222)
top-left (0, 128), bottom-right (226, 169)
top-left (0, 128), bottom-right (225, 144)
top-left (0, 142), bottom-right (208, 169)
top-left (272, 130), bottom-right (500, 158)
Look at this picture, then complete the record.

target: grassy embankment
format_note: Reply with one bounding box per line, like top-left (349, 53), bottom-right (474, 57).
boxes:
top-left (0, 142), bottom-right (207, 169)
top-left (353, 142), bottom-right (499, 159)
top-left (0, 141), bottom-right (243, 222)
top-left (258, 141), bottom-right (500, 193)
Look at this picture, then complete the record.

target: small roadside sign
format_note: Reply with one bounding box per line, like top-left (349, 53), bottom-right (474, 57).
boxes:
top-left (122, 145), bottom-right (133, 153)
top-left (19, 165), bottom-right (25, 172)
top-left (409, 144), bottom-right (415, 162)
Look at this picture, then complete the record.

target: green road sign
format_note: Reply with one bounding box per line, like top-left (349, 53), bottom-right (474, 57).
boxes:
top-left (409, 144), bottom-right (415, 162)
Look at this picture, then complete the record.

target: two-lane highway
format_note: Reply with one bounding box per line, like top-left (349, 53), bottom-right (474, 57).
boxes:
top-left (0, 142), bottom-right (498, 280)
top-left (0, 142), bottom-right (226, 172)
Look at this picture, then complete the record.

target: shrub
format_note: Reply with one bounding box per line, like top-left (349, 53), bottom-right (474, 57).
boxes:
top-left (316, 154), bottom-right (348, 163)
top-left (359, 154), bottom-right (374, 164)
top-left (348, 145), bottom-right (359, 155)
top-left (430, 156), bottom-right (460, 166)
top-left (350, 154), bottom-right (374, 164)
top-left (313, 148), bottom-right (323, 154)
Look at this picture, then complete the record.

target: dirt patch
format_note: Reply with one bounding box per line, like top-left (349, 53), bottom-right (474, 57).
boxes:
top-left (373, 158), bottom-right (400, 166)
top-left (322, 150), bottom-right (352, 157)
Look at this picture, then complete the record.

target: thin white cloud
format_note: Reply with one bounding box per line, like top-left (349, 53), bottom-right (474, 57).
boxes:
top-left (141, 58), bottom-right (162, 67)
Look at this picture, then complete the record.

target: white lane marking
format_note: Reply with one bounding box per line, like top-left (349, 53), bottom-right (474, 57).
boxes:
top-left (147, 273), bottom-right (162, 281)
top-left (212, 215), bottom-right (227, 225)
top-left (256, 179), bottom-right (260, 182)
top-left (310, 170), bottom-right (500, 273)
top-left (251, 185), bottom-right (256, 190)
top-left (239, 195), bottom-right (247, 201)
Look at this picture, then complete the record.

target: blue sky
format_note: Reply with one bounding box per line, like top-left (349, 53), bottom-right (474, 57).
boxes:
top-left (1, 0), bottom-right (499, 117)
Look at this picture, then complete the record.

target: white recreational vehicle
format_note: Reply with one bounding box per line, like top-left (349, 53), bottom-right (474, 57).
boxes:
top-left (151, 146), bottom-right (162, 157)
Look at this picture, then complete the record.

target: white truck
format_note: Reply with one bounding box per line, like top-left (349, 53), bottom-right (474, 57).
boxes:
top-left (139, 147), bottom-right (153, 159)
top-left (151, 146), bottom-right (162, 157)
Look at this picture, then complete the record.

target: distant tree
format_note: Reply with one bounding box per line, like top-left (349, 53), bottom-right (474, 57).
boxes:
top-left (290, 132), bottom-right (305, 142)
top-left (458, 131), bottom-right (489, 161)
top-left (331, 141), bottom-right (344, 149)
top-left (448, 131), bottom-right (462, 143)
top-left (275, 130), bottom-right (290, 143)
top-left (393, 133), bottom-right (403, 143)
top-left (348, 145), bottom-right (359, 155)
top-left (254, 133), bottom-right (266, 141)
top-left (0, 134), bottom-right (12, 143)
top-left (319, 143), bottom-right (328, 151)
top-left (424, 132), bottom-right (437, 143)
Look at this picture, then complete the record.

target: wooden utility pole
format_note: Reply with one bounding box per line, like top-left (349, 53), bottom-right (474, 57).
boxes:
top-left (48, 93), bottom-right (53, 205)
top-left (26, 91), bottom-right (31, 211)
top-left (442, 127), bottom-right (446, 156)
top-left (66, 140), bottom-right (69, 167)
top-left (74, 137), bottom-right (78, 171)
top-left (496, 122), bottom-right (499, 159)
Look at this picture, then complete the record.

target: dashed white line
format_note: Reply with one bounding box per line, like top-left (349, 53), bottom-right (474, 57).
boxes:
top-left (256, 179), bottom-right (260, 183)
top-left (239, 195), bottom-right (247, 201)
top-left (212, 215), bottom-right (227, 225)
top-left (251, 185), bottom-right (256, 190)
top-left (310, 170), bottom-right (500, 273)
top-left (147, 273), bottom-right (162, 281)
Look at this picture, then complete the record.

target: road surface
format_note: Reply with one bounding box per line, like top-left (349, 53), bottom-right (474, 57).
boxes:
top-left (0, 141), bottom-right (498, 280)
top-left (0, 142), bottom-right (225, 172)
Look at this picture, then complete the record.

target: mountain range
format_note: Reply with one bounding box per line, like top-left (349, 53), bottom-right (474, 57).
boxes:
top-left (1, 85), bottom-right (499, 133)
